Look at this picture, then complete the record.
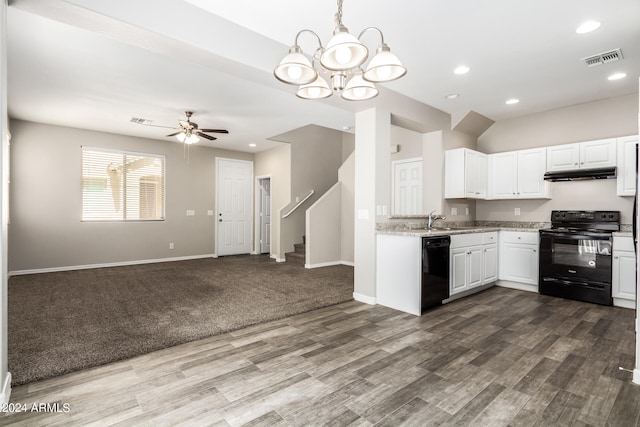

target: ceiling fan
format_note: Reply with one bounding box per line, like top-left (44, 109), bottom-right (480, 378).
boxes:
top-left (135, 111), bottom-right (229, 144)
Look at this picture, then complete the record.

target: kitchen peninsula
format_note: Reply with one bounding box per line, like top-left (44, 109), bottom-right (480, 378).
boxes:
top-left (377, 223), bottom-right (540, 315)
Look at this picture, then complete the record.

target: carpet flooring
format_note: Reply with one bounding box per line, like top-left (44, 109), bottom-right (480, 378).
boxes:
top-left (8, 255), bottom-right (354, 386)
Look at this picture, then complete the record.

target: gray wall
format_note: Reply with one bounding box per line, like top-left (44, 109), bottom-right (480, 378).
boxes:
top-left (9, 119), bottom-right (253, 272)
top-left (254, 144), bottom-right (291, 260)
top-left (477, 93), bottom-right (639, 225)
top-left (273, 125), bottom-right (345, 256)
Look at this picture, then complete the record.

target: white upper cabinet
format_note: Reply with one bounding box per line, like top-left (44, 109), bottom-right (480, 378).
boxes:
top-left (546, 143), bottom-right (580, 171)
top-left (616, 135), bottom-right (638, 197)
top-left (546, 138), bottom-right (616, 172)
top-left (445, 148), bottom-right (487, 199)
top-left (489, 147), bottom-right (549, 199)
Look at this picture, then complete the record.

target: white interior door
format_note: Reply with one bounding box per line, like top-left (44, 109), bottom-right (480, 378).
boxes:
top-left (259, 178), bottom-right (271, 254)
top-left (216, 158), bottom-right (253, 256)
top-left (392, 158), bottom-right (423, 215)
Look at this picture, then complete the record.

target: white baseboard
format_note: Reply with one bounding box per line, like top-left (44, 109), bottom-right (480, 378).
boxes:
top-left (634, 369), bottom-right (640, 385)
top-left (274, 257), bottom-right (286, 263)
top-left (496, 280), bottom-right (538, 293)
top-left (0, 372), bottom-right (11, 404)
top-left (353, 292), bottom-right (376, 305)
top-left (9, 254), bottom-right (217, 276)
top-left (305, 260), bottom-right (354, 269)
top-left (613, 298), bottom-right (636, 309)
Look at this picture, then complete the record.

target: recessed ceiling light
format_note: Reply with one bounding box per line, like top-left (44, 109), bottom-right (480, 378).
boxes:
top-left (576, 20), bottom-right (601, 34)
top-left (445, 93), bottom-right (460, 100)
top-left (608, 72), bottom-right (627, 81)
top-left (453, 65), bottom-right (470, 75)
top-left (505, 98), bottom-right (520, 105)
top-left (249, 143), bottom-right (257, 147)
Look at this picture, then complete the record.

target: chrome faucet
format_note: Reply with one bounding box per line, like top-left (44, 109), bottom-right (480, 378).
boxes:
top-left (427, 210), bottom-right (446, 229)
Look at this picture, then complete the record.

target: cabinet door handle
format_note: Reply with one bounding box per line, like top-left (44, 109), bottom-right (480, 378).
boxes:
top-left (533, 249), bottom-right (537, 253)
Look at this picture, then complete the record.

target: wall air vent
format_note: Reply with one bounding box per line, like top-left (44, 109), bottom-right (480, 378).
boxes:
top-left (582, 48), bottom-right (623, 67)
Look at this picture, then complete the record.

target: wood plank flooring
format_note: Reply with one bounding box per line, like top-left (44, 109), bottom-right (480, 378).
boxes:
top-left (2, 286), bottom-right (640, 426)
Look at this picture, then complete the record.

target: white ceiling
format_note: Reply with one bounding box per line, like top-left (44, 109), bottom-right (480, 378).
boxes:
top-left (6, 0), bottom-right (640, 152)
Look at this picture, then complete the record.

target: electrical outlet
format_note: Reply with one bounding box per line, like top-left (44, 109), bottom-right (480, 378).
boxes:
top-left (169, 243), bottom-right (174, 249)
top-left (514, 208), bottom-right (521, 216)
top-left (451, 207), bottom-right (458, 216)
top-left (465, 207), bottom-right (469, 215)
top-left (186, 210), bottom-right (195, 216)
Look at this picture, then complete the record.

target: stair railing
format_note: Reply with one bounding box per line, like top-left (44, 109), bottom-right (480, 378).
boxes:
top-left (281, 190), bottom-right (315, 218)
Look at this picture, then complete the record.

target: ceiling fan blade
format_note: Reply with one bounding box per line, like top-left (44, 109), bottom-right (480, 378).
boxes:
top-left (139, 123), bottom-right (177, 129)
top-left (166, 131), bottom-right (183, 137)
top-left (197, 132), bottom-right (217, 141)
top-left (200, 129), bottom-right (229, 134)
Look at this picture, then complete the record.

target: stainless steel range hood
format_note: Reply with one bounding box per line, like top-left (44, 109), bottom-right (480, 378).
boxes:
top-left (543, 167), bottom-right (616, 182)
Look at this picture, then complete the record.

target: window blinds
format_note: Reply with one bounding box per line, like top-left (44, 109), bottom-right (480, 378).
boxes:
top-left (81, 147), bottom-right (165, 221)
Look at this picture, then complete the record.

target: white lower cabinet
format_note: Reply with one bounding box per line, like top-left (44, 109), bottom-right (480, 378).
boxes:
top-left (499, 231), bottom-right (539, 288)
top-left (450, 232), bottom-right (498, 296)
top-left (483, 243), bottom-right (498, 283)
top-left (612, 236), bottom-right (636, 308)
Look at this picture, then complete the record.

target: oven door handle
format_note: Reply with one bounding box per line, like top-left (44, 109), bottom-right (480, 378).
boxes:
top-left (540, 230), bottom-right (612, 240)
top-left (541, 276), bottom-right (609, 290)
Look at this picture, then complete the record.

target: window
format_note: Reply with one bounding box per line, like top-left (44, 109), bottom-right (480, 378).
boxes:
top-left (82, 147), bottom-right (165, 221)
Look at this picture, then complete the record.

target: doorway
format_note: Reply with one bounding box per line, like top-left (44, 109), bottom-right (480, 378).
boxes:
top-left (256, 177), bottom-right (271, 254)
top-left (216, 158), bottom-right (253, 256)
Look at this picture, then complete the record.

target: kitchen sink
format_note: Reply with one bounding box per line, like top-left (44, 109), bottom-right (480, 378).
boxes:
top-left (427, 226), bottom-right (478, 232)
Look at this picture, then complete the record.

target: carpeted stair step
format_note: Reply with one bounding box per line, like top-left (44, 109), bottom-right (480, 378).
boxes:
top-left (294, 243), bottom-right (306, 255)
top-left (285, 251), bottom-right (305, 265)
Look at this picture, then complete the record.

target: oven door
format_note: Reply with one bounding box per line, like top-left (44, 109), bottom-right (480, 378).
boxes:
top-left (539, 230), bottom-right (612, 284)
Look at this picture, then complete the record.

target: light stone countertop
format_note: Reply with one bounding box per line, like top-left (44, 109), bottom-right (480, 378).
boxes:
top-left (613, 231), bottom-right (633, 237)
top-left (379, 227), bottom-right (631, 238)
top-left (376, 226), bottom-right (540, 237)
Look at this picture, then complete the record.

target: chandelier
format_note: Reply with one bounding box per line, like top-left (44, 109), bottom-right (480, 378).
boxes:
top-left (274, 0), bottom-right (407, 101)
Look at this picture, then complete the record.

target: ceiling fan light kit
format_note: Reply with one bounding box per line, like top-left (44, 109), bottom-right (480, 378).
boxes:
top-left (176, 132), bottom-right (200, 144)
top-left (274, 0), bottom-right (407, 101)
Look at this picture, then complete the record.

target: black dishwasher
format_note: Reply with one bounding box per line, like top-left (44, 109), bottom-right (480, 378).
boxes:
top-left (422, 236), bottom-right (450, 312)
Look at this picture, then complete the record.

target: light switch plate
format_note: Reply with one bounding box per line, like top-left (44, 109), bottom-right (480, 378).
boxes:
top-left (514, 208), bottom-right (521, 216)
top-left (451, 207), bottom-right (458, 215)
top-left (186, 210), bottom-right (195, 216)
top-left (207, 210), bottom-right (214, 216)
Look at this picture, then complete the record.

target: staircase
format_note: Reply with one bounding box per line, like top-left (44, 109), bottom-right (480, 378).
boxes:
top-left (285, 236), bottom-right (305, 265)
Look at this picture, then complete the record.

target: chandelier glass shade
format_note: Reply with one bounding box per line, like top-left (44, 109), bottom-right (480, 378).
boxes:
top-left (296, 74), bottom-right (332, 99)
top-left (273, 47), bottom-right (316, 85)
top-left (274, 0), bottom-right (406, 101)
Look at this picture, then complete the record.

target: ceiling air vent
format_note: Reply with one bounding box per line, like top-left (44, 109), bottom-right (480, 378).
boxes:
top-left (582, 48), bottom-right (623, 67)
top-left (130, 117), bottom-right (152, 125)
